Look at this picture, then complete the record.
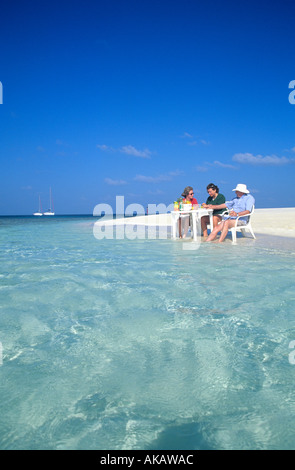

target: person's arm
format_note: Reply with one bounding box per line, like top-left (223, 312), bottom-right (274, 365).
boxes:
top-left (229, 209), bottom-right (250, 217)
top-left (205, 202), bottom-right (227, 210)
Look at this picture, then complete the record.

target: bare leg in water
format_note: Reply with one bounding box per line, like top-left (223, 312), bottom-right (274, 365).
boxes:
top-left (206, 219), bottom-right (237, 242)
top-left (201, 214), bottom-right (222, 238)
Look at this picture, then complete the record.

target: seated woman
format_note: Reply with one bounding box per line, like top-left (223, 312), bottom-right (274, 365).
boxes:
top-left (201, 183), bottom-right (226, 237)
top-left (178, 186), bottom-right (198, 238)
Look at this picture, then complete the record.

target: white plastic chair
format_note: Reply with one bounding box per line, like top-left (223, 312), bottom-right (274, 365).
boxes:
top-left (228, 206), bottom-right (256, 244)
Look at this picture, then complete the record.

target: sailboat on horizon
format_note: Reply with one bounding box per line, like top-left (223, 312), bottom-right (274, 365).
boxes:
top-left (33, 195), bottom-right (43, 216)
top-left (43, 187), bottom-right (55, 216)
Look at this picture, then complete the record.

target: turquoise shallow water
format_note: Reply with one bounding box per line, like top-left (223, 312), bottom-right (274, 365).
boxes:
top-left (1, 216), bottom-right (295, 450)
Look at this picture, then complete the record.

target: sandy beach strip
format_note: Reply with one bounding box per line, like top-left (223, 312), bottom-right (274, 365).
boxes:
top-left (250, 208), bottom-right (295, 238)
top-left (94, 207), bottom-right (295, 239)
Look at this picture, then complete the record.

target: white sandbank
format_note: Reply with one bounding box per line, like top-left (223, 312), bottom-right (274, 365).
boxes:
top-left (249, 208), bottom-right (295, 238)
top-left (94, 207), bottom-right (295, 239)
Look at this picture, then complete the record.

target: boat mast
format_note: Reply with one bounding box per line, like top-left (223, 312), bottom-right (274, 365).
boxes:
top-left (50, 187), bottom-right (54, 212)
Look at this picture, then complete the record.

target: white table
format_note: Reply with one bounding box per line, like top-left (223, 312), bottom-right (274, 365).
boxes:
top-left (171, 208), bottom-right (213, 241)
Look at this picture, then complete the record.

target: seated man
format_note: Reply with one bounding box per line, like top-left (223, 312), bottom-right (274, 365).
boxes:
top-left (205, 184), bottom-right (255, 243)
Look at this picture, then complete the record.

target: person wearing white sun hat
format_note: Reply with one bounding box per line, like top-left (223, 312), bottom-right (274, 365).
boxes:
top-left (205, 183), bottom-right (255, 243)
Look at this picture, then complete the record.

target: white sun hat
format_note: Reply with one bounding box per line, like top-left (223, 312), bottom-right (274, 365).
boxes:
top-left (232, 183), bottom-right (250, 194)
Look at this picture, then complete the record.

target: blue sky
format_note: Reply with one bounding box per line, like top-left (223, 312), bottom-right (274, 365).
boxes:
top-left (1, 0), bottom-right (295, 215)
